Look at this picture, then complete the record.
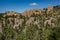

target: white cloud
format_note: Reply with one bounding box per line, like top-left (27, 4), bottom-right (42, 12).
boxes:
top-left (30, 2), bottom-right (38, 6)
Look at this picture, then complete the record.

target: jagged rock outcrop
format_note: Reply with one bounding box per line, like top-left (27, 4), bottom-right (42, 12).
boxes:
top-left (3, 11), bottom-right (20, 18)
top-left (22, 9), bottom-right (45, 17)
top-left (44, 17), bottom-right (57, 27)
top-left (22, 6), bottom-right (54, 17)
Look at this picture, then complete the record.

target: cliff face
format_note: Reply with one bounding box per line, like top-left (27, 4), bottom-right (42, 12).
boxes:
top-left (22, 6), bottom-right (53, 17)
top-left (0, 5), bottom-right (60, 40)
top-left (22, 9), bottom-right (45, 17)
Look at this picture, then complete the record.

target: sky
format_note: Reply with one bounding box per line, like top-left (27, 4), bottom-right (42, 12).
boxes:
top-left (0, 0), bottom-right (60, 13)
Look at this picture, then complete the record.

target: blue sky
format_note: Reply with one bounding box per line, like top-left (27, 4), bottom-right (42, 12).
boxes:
top-left (0, 0), bottom-right (60, 13)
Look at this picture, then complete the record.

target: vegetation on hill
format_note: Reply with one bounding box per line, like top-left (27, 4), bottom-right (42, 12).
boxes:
top-left (0, 5), bottom-right (60, 40)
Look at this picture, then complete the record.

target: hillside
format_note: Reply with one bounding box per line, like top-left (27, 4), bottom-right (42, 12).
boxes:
top-left (0, 5), bottom-right (60, 40)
